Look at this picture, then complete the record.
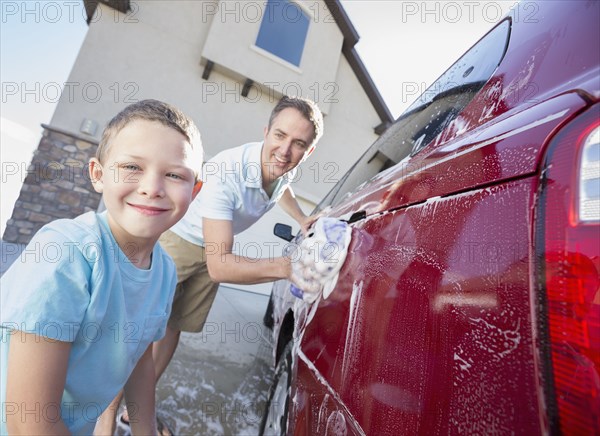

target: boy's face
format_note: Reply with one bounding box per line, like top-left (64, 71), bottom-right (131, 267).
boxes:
top-left (261, 108), bottom-right (315, 184)
top-left (89, 119), bottom-right (197, 246)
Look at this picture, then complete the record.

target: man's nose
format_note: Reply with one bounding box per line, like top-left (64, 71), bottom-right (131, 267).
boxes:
top-left (279, 139), bottom-right (293, 156)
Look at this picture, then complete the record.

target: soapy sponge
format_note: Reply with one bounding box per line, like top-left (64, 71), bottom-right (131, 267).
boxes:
top-left (289, 217), bottom-right (352, 303)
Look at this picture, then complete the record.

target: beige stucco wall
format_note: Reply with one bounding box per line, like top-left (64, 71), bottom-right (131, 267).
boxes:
top-left (49, 0), bottom-right (383, 294)
top-left (201, 0), bottom-right (342, 115)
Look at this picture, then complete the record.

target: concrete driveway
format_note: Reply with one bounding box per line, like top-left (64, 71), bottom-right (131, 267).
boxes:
top-left (153, 286), bottom-right (274, 435)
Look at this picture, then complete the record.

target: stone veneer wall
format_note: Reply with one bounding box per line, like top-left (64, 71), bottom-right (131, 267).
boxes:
top-left (3, 125), bottom-right (102, 244)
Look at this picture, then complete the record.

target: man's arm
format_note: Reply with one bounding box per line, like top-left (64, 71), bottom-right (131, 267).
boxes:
top-left (203, 218), bottom-right (291, 284)
top-left (278, 187), bottom-right (319, 234)
top-left (123, 345), bottom-right (157, 436)
top-left (6, 330), bottom-right (72, 435)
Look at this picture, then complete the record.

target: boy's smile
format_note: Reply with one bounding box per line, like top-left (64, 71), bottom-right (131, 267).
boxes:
top-left (89, 119), bottom-right (197, 264)
top-left (128, 204), bottom-right (170, 216)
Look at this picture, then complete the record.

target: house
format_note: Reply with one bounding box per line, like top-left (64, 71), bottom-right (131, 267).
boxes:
top-left (3, 0), bottom-right (393, 293)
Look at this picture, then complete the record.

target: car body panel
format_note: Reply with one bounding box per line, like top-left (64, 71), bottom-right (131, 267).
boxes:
top-left (289, 178), bottom-right (540, 435)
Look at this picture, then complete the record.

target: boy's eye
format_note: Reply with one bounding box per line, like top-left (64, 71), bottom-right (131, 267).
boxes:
top-left (167, 173), bottom-right (184, 180)
top-left (122, 163), bottom-right (141, 171)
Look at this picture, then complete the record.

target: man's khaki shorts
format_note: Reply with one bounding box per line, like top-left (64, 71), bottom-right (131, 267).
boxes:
top-left (159, 230), bottom-right (220, 333)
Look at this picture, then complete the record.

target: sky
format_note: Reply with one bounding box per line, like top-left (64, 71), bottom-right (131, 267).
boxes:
top-left (0, 0), bottom-right (514, 236)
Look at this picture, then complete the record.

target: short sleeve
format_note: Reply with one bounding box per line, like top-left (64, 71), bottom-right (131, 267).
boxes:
top-left (198, 176), bottom-right (238, 221)
top-left (0, 224), bottom-right (93, 342)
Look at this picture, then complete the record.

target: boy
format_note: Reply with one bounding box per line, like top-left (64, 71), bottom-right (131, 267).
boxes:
top-left (0, 99), bottom-right (203, 435)
top-left (102, 95), bottom-right (323, 432)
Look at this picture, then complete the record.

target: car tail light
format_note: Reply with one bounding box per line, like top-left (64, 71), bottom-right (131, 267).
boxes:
top-left (537, 103), bottom-right (600, 434)
top-left (579, 126), bottom-right (600, 222)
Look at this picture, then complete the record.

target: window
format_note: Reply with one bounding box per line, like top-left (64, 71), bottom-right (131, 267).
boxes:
top-left (313, 19), bottom-right (511, 213)
top-left (256, 0), bottom-right (309, 67)
top-left (399, 19), bottom-right (510, 156)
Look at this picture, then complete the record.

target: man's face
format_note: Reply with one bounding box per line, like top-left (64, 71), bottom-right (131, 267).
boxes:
top-left (261, 108), bottom-right (315, 184)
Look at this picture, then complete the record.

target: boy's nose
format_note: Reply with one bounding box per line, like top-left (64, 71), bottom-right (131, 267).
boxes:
top-left (137, 174), bottom-right (165, 198)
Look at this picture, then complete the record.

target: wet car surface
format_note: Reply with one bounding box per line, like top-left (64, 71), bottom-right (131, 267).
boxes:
top-left (263, 1), bottom-right (600, 435)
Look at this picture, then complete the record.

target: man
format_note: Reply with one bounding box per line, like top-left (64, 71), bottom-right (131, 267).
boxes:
top-left (98, 96), bottom-right (323, 434)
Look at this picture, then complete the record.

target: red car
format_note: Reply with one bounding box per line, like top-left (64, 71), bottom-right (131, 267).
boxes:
top-left (261, 1), bottom-right (599, 435)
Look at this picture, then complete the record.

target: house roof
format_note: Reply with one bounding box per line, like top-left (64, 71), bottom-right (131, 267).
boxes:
top-left (83, 0), bottom-right (394, 133)
top-left (83, 0), bottom-right (129, 21)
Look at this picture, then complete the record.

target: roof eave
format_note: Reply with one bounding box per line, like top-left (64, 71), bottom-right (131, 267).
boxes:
top-left (83, 0), bottom-right (130, 24)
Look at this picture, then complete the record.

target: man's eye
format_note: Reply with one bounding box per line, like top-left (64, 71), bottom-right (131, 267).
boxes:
top-left (293, 142), bottom-right (308, 150)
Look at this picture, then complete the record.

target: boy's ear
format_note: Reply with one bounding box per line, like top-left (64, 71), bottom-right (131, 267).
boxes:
top-left (192, 180), bottom-right (203, 200)
top-left (88, 158), bottom-right (104, 194)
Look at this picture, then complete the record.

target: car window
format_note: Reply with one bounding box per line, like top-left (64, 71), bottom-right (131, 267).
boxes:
top-left (314, 19), bottom-right (511, 214)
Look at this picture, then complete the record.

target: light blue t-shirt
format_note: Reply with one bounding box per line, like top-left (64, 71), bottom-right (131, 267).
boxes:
top-left (0, 211), bottom-right (176, 435)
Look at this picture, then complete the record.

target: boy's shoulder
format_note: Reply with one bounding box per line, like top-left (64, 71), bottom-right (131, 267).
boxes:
top-left (42, 211), bottom-right (103, 243)
top-left (1, 212), bottom-right (104, 289)
top-left (34, 212), bottom-right (106, 263)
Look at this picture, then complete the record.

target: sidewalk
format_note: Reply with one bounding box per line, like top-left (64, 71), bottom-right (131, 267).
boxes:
top-left (1, 240), bottom-right (275, 435)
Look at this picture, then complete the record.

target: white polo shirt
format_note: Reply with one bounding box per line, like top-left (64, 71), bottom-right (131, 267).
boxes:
top-left (170, 141), bottom-right (295, 246)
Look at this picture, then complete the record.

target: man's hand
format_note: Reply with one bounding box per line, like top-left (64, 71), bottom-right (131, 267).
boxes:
top-left (287, 217), bottom-right (352, 303)
top-left (278, 187), bottom-right (321, 235)
top-left (298, 213), bottom-right (321, 235)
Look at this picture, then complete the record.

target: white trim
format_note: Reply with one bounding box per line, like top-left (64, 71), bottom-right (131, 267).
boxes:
top-left (249, 44), bottom-right (304, 73)
top-left (293, 0), bottom-right (315, 18)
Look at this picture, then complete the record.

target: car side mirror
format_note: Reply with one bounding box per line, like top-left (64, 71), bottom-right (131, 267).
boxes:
top-left (274, 223), bottom-right (294, 242)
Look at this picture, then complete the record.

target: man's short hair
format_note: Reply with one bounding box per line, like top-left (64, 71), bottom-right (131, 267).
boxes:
top-left (268, 96), bottom-right (324, 146)
top-left (97, 99), bottom-right (202, 173)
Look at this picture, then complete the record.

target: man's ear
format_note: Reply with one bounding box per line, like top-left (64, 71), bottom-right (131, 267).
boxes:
top-left (192, 180), bottom-right (203, 200)
top-left (305, 144), bottom-right (316, 158)
top-left (263, 125), bottom-right (269, 139)
top-left (88, 158), bottom-right (104, 194)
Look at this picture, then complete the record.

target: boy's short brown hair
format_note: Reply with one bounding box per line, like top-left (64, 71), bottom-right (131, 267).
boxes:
top-left (97, 99), bottom-right (203, 176)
